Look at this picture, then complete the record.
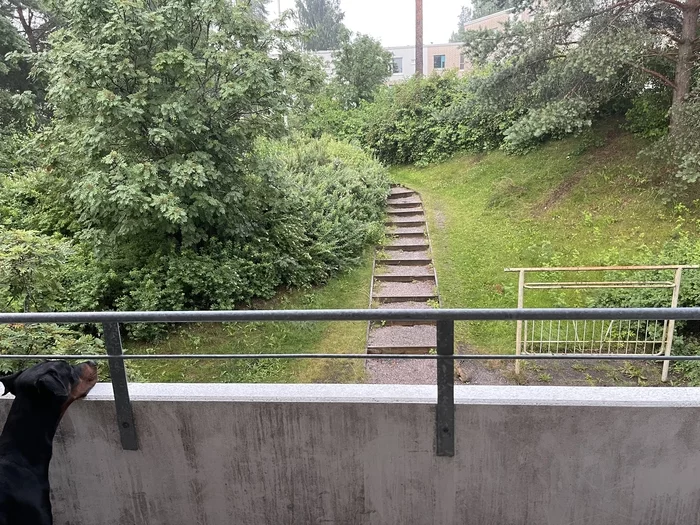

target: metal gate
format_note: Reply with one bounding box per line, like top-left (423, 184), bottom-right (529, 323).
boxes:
top-left (506, 265), bottom-right (698, 381)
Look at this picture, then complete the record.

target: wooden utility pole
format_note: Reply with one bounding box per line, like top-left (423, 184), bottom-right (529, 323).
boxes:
top-left (415, 0), bottom-right (423, 77)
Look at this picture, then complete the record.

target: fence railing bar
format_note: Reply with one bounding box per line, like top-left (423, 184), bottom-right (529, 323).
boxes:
top-left (505, 265), bottom-right (700, 272)
top-left (3, 307), bottom-right (700, 324)
top-left (436, 320), bottom-right (454, 457)
top-left (3, 353), bottom-right (700, 361)
top-left (103, 323), bottom-right (138, 451)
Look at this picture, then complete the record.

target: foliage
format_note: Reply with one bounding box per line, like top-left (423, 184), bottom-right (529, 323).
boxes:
top-left (624, 90), bottom-right (671, 140)
top-left (2, 0), bottom-right (58, 53)
top-left (36, 0), bottom-right (312, 250)
top-left (294, 0), bottom-right (346, 51)
top-left (0, 228), bottom-right (73, 312)
top-left (0, 0), bottom-right (387, 350)
top-left (75, 135), bottom-right (387, 338)
top-left (332, 33), bottom-right (392, 106)
top-left (302, 71), bottom-right (505, 165)
top-left (0, 2), bottom-right (33, 131)
top-left (644, 88), bottom-right (700, 188)
top-left (0, 324), bottom-right (104, 375)
top-left (592, 232), bottom-right (700, 312)
top-left (461, 0), bottom-right (699, 156)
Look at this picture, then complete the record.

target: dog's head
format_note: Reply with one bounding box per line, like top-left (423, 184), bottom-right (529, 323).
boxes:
top-left (1, 361), bottom-right (98, 412)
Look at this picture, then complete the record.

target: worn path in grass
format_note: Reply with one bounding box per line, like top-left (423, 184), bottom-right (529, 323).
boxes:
top-left (365, 186), bottom-right (440, 384)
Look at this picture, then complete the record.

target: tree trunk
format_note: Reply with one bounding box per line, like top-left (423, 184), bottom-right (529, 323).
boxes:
top-left (15, 6), bottom-right (39, 53)
top-left (415, 0), bottom-right (423, 77)
top-left (670, 0), bottom-right (700, 132)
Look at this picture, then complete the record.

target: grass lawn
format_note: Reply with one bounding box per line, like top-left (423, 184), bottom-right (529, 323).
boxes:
top-left (126, 252), bottom-right (373, 383)
top-left (391, 128), bottom-right (695, 365)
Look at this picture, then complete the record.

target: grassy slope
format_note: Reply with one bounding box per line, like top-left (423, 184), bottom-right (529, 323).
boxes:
top-left (392, 130), bottom-right (689, 356)
top-left (126, 252), bottom-right (373, 383)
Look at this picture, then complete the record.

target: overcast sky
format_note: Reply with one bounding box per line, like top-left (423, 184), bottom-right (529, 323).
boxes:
top-left (271, 0), bottom-right (466, 47)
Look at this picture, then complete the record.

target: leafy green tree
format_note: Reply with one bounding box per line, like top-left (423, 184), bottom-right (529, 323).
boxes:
top-left (2, 0), bottom-right (58, 53)
top-left (36, 0), bottom-right (311, 250)
top-left (0, 3), bottom-right (33, 130)
top-left (461, 0), bottom-right (700, 153)
top-left (332, 33), bottom-right (392, 105)
top-left (295, 0), bottom-right (346, 51)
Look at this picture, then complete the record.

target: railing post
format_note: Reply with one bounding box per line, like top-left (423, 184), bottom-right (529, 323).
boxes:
top-left (103, 322), bottom-right (138, 450)
top-left (515, 269), bottom-right (525, 375)
top-left (662, 267), bottom-right (683, 382)
top-left (436, 319), bottom-right (454, 457)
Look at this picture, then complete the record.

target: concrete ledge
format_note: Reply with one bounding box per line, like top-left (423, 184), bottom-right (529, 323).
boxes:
top-left (80, 382), bottom-right (700, 407)
top-left (3, 383), bottom-right (700, 524)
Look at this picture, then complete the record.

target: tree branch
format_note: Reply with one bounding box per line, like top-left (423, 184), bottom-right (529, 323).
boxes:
top-left (545, 0), bottom-right (642, 31)
top-left (628, 62), bottom-right (677, 89)
top-left (660, 0), bottom-right (687, 11)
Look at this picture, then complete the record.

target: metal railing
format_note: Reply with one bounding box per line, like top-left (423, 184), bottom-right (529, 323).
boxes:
top-left (3, 307), bottom-right (700, 456)
top-left (506, 266), bottom-right (699, 380)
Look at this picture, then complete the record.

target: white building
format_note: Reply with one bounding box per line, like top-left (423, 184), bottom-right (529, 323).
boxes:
top-left (312, 42), bottom-right (467, 84)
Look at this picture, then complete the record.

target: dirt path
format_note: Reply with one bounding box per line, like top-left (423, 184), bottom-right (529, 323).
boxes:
top-left (365, 186), bottom-right (439, 385)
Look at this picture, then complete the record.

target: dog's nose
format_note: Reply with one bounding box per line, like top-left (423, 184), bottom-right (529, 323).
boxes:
top-left (85, 361), bottom-right (98, 370)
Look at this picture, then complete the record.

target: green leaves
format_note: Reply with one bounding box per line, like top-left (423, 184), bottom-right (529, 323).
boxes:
top-left (0, 228), bottom-right (73, 312)
top-left (332, 33), bottom-right (392, 106)
top-left (37, 0), bottom-right (311, 248)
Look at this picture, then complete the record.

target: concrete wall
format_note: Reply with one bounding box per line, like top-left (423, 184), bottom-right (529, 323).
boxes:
top-left (2, 384), bottom-right (700, 525)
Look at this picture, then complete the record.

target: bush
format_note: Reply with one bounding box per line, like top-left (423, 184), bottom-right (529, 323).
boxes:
top-left (0, 324), bottom-right (104, 375)
top-left (625, 90), bottom-right (671, 140)
top-left (77, 136), bottom-right (389, 337)
top-left (300, 71), bottom-right (514, 166)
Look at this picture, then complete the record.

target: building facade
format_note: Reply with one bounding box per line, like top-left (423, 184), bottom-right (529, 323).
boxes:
top-left (311, 8), bottom-right (529, 83)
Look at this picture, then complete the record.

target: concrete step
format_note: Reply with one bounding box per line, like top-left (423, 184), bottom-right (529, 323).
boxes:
top-left (367, 325), bottom-right (436, 354)
top-left (388, 197), bottom-right (423, 206)
top-left (384, 237), bottom-right (430, 251)
top-left (382, 258), bottom-right (433, 266)
top-left (374, 265), bottom-right (434, 282)
top-left (389, 227), bottom-right (426, 236)
top-left (380, 250), bottom-right (432, 265)
top-left (387, 208), bottom-right (424, 216)
top-left (373, 281), bottom-right (437, 303)
top-left (388, 188), bottom-right (416, 199)
top-left (388, 202), bottom-right (423, 210)
top-left (385, 219), bottom-right (426, 227)
top-left (382, 244), bottom-right (430, 252)
top-left (387, 233), bottom-right (426, 243)
top-left (372, 300), bottom-right (436, 326)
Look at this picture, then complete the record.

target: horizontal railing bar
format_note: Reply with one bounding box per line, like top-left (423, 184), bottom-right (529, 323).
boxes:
top-left (3, 308), bottom-right (700, 324)
top-left (524, 284), bottom-right (675, 290)
top-left (2, 353), bottom-right (700, 361)
top-left (505, 265), bottom-right (700, 272)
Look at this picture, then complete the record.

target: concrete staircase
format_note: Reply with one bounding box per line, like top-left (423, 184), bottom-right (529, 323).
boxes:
top-left (366, 186), bottom-right (440, 355)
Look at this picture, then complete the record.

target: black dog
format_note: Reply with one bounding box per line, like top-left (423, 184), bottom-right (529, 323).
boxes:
top-left (0, 361), bottom-right (98, 525)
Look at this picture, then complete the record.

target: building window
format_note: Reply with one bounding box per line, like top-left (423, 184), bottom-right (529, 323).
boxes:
top-left (460, 54), bottom-right (465, 70)
top-left (392, 57), bottom-right (403, 74)
top-left (433, 54), bottom-right (446, 69)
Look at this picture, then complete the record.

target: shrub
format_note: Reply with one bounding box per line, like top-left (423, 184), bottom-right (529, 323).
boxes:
top-left (83, 136), bottom-right (389, 337)
top-left (0, 324), bottom-right (104, 375)
top-left (300, 71), bottom-right (512, 166)
top-left (625, 90), bottom-right (671, 140)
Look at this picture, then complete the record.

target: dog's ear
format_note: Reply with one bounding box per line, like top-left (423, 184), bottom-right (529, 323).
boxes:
top-left (36, 373), bottom-right (71, 399)
top-left (0, 371), bottom-right (22, 396)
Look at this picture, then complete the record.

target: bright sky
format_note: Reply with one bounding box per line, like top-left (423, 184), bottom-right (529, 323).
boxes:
top-left (272, 0), bottom-right (466, 47)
